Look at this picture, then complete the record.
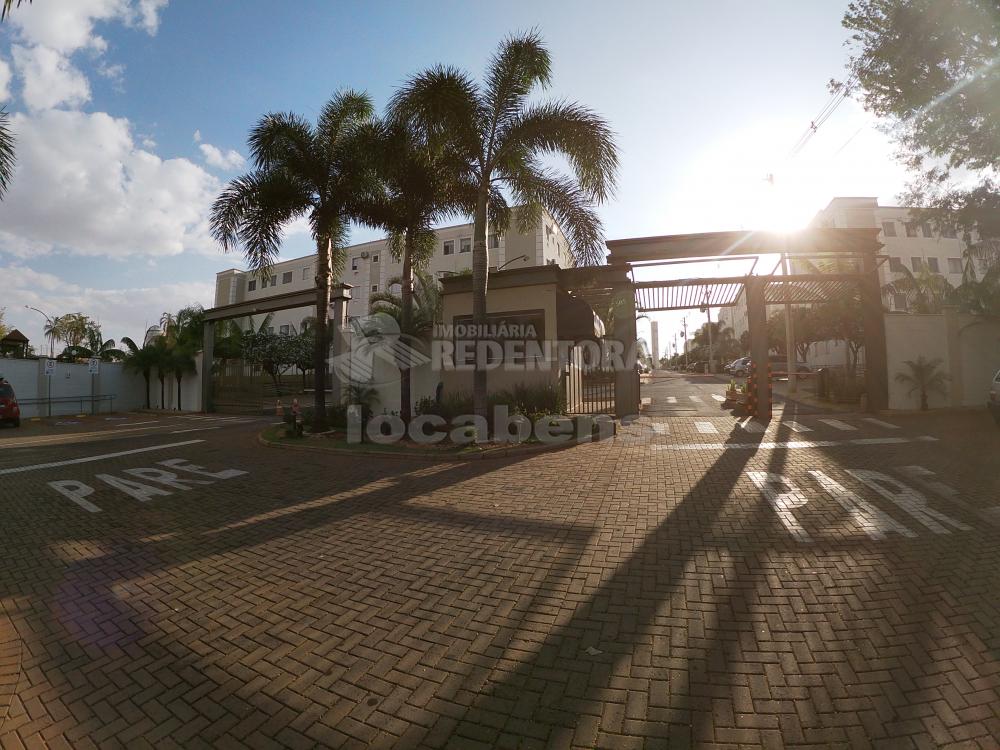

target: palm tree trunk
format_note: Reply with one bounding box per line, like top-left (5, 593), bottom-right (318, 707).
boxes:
top-left (472, 188), bottom-right (490, 420)
top-left (400, 228), bottom-right (414, 423)
top-left (176, 375), bottom-right (182, 411)
top-left (144, 372), bottom-right (150, 409)
top-left (311, 236), bottom-right (332, 431)
top-left (159, 376), bottom-right (165, 409)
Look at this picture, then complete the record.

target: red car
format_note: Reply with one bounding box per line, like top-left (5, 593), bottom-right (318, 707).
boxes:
top-left (0, 378), bottom-right (21, 427)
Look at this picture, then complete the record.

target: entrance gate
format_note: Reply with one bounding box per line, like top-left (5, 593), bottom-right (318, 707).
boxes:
top-left (564, 228), bottom-right (888, 420)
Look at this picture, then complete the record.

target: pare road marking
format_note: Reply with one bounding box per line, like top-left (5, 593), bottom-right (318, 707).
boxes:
top-left (0, 440), bottom-right (204, 475)
top-left (48, 458), bottom-right (248, 513)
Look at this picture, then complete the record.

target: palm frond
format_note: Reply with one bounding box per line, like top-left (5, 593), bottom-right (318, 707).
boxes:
top-left (0, 0), bottom-right (29, 21)
top-left (500, 101), bottom-right (618, 202)
top-left (387, 65), bottom-right (482, 154)
top-left (210, 170), bottom-right (311, 278)
top-left (504, 165), bottom-right (605, 265)
top-left (316, 89), bottom-right (375, 148)
top-left (483, 30), bottom-right (552, 141)
top-left (0, 109), bottom-right (15, 199)
top-left (247, 112), bottom-right (317, 174)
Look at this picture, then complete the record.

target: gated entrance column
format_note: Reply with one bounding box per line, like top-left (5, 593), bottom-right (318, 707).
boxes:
top-left (328, 283), bottom-right (353, 404)
top-left (201, 320), bottom-right (215, 413)
top-left (613, 286), bottom-right (639, 417)
top-left (745, 275), bottom-right (770, 421)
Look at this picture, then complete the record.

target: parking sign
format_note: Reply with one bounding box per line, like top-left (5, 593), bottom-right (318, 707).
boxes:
top-left (88, 358), bottom-right (100, 375)
top-left (43, 359), bottom-right (55, 377)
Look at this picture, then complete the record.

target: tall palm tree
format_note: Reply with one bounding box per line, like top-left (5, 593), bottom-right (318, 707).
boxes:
top-left (121, 336), bottom-right (156, 410)
top-left (390, 31), bottom-right (619, 418)
top-left (882, 267), bottom-right (955, 313)
top-left (0, 109), bottom-right (13, 201)
top-left (895, 355), bottom-right (948, 411)
top-left (365, 117), bottom-right (464, 421)
top-left (211, 91), bottom-right (377, 431)
top-left (369, 271), bottom-right (442, 339)
top-left (0, 0), bottom-right (29, 21)
top-left (168, 346), bottom-right (197, 410)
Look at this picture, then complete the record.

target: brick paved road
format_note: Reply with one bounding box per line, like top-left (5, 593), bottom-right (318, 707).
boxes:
top-left (0, 407), bottom-right (998, 748)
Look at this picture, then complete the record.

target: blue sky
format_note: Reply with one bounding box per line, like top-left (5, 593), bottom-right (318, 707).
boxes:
top-left (0, 0), bottom-right (907, 351)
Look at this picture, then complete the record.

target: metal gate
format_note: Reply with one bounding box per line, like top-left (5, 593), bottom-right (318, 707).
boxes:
top-left (564, 344), bottom-right (615, 415)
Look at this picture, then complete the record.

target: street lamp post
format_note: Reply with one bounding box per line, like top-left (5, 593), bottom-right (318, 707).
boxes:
top-left (24, 305), bottom-right (56, 358)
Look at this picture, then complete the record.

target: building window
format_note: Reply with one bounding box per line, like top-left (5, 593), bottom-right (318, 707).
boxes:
top-left (921, 223), bottom-right (932, 238)
top-left (302, 267), bottom-right (310, 280)
top-left (351, 258), bottom-right (359, 271)
top-left (372, 254), bottom-right (379, 263)
top-left (893, 294), bottom-right (908, 312)
top-left (948, 257), bottom-right (963, 274)
top-left (270, 275), bottom-right (277, 286)
top-left (881, 221), bottom-right (896, 237)
top-left (488, 233), bottom-right (500, 249)
top-left (371, 284), bottom-right (378, 292)
top-left (942, 225), bottom-right (957, 238)
top-left (460, 237), bottom-right (472, 253)
top-left (279, 324), bottom-right (290, 336)
top-left (248, 279), bottom-right (257, 292)
top-left (889, 257), bottom-right (904, 273)
top-left (904, 222), bottom-right (918, 238)
top-left (443, 240), bottom-right (454, 255)
top-left (282, 271), bottom-right (293, 284)
top-left (911, 257), bottom-right (924, 272)
top-left (926, 257), bottom-right (939, 273)
top-left (266, 326), bottom-right (275, 335)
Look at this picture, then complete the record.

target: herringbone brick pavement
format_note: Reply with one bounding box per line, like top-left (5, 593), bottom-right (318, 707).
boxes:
top-left (0, 412), bottom-right (998, 748)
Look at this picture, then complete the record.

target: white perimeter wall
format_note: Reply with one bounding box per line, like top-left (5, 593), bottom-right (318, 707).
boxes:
top-left (884, 311), bottom-right (1000, 410)
top-left (0, 354), bottom-right (203, 417)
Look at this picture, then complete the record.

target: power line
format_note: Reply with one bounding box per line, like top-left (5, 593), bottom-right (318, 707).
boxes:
top-left (786, 75), bottom-right (856, 160)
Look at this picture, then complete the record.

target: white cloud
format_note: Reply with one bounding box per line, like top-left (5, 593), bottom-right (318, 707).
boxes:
top-left (0, 109), bottom-right (221, 258)
top-left (192, 129), bottom-right (201, 143)
top-left (0, 262), bottom-right (215, 349)
top-left (12, 44), bottom-right (91, 110)
top-left (0, 58), bottom-right (11, 100)
top-left (199, 142), bottom-right (245, 171)
top-left (8, 0), bottom-right (166, 55)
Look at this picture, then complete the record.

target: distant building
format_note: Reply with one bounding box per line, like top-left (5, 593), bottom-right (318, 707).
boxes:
top-left (213, 210), bottom-right (575, 335)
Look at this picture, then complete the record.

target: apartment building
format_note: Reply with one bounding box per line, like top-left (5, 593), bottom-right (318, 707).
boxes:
top-left (213, 211), bottom-right (575, 335)
top-left (811, 196), bottom-right (973, 312)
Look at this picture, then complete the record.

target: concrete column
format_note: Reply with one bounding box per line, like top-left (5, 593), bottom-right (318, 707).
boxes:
top-left (745, 276), bottom-right (770, 421)
top-left (201, 320), bottom-right (215, 413)
top-left (860, 251), bottom-right (888, 412)
top-left (943, 306), bottom-right (963, 407)
top-left (650, 321), bottom-right (659, 368)
top-left (328, 283), bottom-right (353, 404)
top-left (613, 286), bottom-right (639, 417)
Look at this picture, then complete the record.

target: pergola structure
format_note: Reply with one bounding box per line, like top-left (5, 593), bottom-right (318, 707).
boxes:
top-left (565, 228), bottom-right (888, 419)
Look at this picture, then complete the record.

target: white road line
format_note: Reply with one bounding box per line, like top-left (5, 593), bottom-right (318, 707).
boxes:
top-left (737, 419), bottom-right (765, 433)
top-left (115, 420), bottom-right (158, 427)
top-left (689, 395), bottom-right (704, 404)
top-left (653, 436), bottom-right (937, 451)
top-left (0, 440), bottom-right (205, 475)
top-left (711, 394), bottom-right (726, 402)
top-left (695, 421), bottom-right (718, 434)
top-left (818, 418), bottom-right (857, 431)
top-left (652, 423), bottom-right (670, 435)
top-left (169, 426), bottom-right (223, 434)
top-left (862, 418), bottom-right (900, 430)
top-left (666, 396), bottom-right (677, 404)
top-left (783, 421), bottom-right (813, 433)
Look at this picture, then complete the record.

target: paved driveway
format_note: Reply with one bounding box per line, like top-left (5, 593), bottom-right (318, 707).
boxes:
top-left (0, 409), bottom-right (998, 748)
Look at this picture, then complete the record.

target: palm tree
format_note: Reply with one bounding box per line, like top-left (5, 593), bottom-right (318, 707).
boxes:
top-left (0, 1), bottom-right (26, 200)
top-left (895, 355), bottom-right (948, 411)
top-left (121, 336), bottom-right (157, 409)
top-left (882, 267), bottom-right (955, 313)
top-left (369, 271), bottom-right (442, 340)
top-left (211, 91), bottom-right (377, 432)
top-left (365, 117), bottom-right (463, 421)
top-left (62, 324), bottom-right (125, 362)
top-left (390, 31), bottom-right (619, 418)
top-left (168, 346), bottom-right (197, 410)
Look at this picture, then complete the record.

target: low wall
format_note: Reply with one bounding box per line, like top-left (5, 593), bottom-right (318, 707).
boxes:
top-left (0, 354), bottom-right (203, 418)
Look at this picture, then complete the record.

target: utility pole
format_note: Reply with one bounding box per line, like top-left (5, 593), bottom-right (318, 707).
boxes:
top-left (650, 321), bottom-right (659, 370)
top-left (701, 289), bottom-right (714, 374)
top-left (682, 316), bottom-right (689, 368)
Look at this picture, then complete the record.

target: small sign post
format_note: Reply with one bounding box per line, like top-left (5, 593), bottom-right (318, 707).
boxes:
top-left (87, 358), bottom-right (100, 375)
top-left (88, 358), bottom-right (100, 414)
top-left (43, 358), bottom-right (54, 417)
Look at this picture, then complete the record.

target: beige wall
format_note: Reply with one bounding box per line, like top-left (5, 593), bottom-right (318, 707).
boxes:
top-left (440, 283), bottom-right (561, 398)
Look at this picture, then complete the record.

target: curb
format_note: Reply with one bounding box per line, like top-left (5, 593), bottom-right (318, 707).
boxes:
top-left (257, 429), bottom-right (601, 463)
top-left (0, 601), bottom-right (22, 734)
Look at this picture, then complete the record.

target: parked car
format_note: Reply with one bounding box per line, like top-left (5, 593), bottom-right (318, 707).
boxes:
top-left (989, 369), bottom-right (1000, 426)
top-left (730, 356), bottom-right (751, 377)
top-left (0, 378), bottom-right (21, 428)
